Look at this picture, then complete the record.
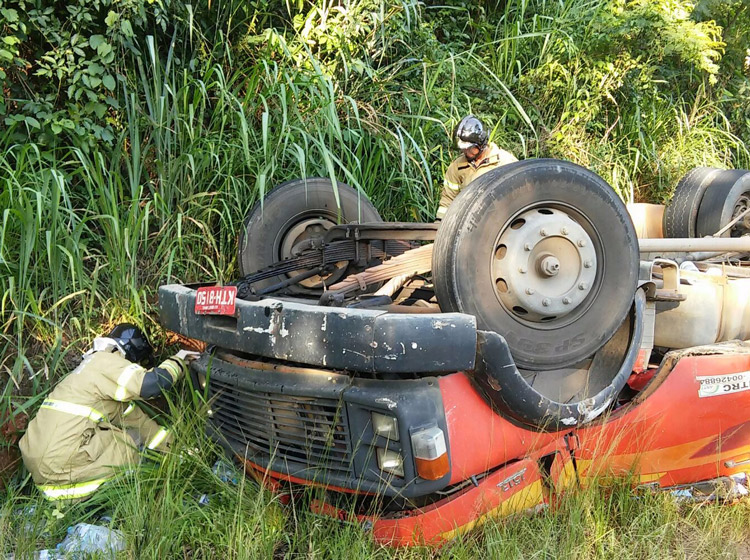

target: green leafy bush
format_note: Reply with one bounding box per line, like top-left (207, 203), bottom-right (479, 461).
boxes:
top-left (0, 0), bottom-right (180, 146)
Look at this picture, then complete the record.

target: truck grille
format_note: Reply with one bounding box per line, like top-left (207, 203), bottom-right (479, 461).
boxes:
top-left (209, 378), bottom-right (353, 476)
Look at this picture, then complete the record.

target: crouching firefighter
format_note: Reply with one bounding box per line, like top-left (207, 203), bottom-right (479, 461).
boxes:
top-left (19, 324), bottom-right (198, 502)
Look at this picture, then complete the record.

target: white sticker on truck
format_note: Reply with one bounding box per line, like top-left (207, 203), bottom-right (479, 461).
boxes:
top-left (697, 371), bottom-right (750, 398)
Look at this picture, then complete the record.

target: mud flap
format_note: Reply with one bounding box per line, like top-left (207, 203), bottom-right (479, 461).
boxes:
top-left (470, 290), bottom-right (646, 430)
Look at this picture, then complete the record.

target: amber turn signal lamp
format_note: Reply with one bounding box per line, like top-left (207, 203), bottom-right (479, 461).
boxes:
top-left (415, 454), bottom-right (450, 481)
top-left (411, 426), bottom-right (449, 481)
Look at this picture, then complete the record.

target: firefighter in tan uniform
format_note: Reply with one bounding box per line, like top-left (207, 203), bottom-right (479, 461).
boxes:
top-left (19, 324), bottom-right (198, 502)
top-left (436, 115), bottom-right (518, 220)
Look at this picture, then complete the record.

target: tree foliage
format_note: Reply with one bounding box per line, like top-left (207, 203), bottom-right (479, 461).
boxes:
top-left (0, 0), bottom-right (179, 145)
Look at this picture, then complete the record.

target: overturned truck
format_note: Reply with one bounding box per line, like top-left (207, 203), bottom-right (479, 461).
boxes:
top-left (159, 160), bottom-right (750, 545)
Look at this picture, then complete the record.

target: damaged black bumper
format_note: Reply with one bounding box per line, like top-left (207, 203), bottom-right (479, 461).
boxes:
top-left (158, 284), bottom-right (477, 374)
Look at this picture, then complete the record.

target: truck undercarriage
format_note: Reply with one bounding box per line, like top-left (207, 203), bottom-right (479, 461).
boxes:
top-left (159, 160), bottom-right (750, 545)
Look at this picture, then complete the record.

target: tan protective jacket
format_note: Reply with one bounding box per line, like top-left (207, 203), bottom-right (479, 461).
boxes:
top-left (437, 142), bottom-right (517, 220)
top-left (19, 351), bottom-right (186, 501)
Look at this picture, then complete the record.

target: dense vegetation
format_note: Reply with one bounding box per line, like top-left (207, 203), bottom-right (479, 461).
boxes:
top-left (1, 0), bottom-right (750, 555)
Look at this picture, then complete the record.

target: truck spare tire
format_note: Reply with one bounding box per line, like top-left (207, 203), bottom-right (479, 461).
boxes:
top-left (433, 159), bottom-right (639, 370)
top-left (238, 178), bottom-right (382, 292)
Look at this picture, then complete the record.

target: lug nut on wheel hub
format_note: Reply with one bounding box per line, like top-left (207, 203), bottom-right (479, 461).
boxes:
top-left (538, 255), bottom-right (561, 277)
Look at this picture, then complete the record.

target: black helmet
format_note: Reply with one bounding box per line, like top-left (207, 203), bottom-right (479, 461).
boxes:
top-left (107, 323), bottom-right (153, 364)
top-left (454, 115), bottom-right (489, 151)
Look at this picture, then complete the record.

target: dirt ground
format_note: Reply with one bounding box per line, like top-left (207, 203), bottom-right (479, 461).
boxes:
top-left (0, 411), bottom-right (28, 491)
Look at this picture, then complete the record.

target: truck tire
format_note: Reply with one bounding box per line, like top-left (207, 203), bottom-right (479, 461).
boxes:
top-left (663, 167), bottom-right (722, 238)
top-left (238, 178), bottom-right (382, 292)
top-left (695, 169), bottom-right (750, 238)
top-left (433, 159), bottom-right (639, 371)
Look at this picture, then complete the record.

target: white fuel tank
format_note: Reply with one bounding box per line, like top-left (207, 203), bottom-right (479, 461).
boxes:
top-left (628, 203), bottom-right (664, 239)
top-left (654, 274), bottom-right (750, 348)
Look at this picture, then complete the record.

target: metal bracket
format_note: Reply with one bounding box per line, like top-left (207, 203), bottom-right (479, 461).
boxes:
top-left (649, 258), bottom-right (687, 302)
top-left (324, 222), bottom-right (439, 243)
top-left (564, 433), bottom-right (580, 453)
top-left (725, 457), bottom-right (750, 468)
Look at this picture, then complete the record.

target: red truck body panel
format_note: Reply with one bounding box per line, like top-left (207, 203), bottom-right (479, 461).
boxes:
top-left (245, 350), bottom-right (750, 546)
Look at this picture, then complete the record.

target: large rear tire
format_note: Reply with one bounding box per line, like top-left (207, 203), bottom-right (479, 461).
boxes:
top-left (238, 178), bottom-right (382, 292)
top-left (663, 167), bottom-right (722, 238)
top-left (433, 159), bottom-right (639, 370)
top-left (695, 170), bottom-right (750, 238)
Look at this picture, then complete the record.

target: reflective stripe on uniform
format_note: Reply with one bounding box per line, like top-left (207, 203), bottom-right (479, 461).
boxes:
top-left (114, 364), bottom-right (144, 401)
top-left (147, 427), bottom-right (169, 450)
top-left (41, 399), bottom-right (106, 423)
top-left (444, 180), bottom-right (461, 191)
top-left (122, 402), bottom-right (136, 417)
top-left (160, 359), bottom-right (182, 382)
top-left (38, 477), bottom-right (112, 501)
top-left (436, 206), bottom-right (448, 219)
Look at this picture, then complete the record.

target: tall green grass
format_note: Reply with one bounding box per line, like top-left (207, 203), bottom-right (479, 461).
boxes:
top-left (0, 38), bottom-right (444, 388)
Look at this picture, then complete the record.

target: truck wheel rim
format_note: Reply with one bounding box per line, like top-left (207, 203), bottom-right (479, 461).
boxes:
top-left (492, 205), bottom-right (599, 325)
top-left (277, 213), bottom-right (346, 288)
top-left (731, 193), bottom-right (750, 237)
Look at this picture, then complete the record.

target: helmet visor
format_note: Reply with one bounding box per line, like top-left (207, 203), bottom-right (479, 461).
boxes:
top-left (91, 337), bottom-right (126, 356)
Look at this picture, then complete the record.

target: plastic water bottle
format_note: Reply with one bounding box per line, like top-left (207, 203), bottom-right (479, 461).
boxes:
top-left (4, 523), bottom-right (124, 559)
top-left (55, 523), bottom-right (125, 557)
top-left (212, 458), bottom-right (239, 485)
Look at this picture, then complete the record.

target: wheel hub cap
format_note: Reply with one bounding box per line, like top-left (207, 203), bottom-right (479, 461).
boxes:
top-left (537, 255), bottom-right (561, 277)
top-left (280, 218), bottom-right (342, 288)
top-left (492, 208), bottom-right (597, 322)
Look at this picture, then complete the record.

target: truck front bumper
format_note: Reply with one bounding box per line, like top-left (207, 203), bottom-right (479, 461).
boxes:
top-left (159, 284), bottom-right (477, 375)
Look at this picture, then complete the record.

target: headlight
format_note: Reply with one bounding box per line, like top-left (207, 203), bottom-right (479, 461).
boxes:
top-left (371, 411), bottom-right (399, 441)
top-left (376, 448), bottom-right (405, 477)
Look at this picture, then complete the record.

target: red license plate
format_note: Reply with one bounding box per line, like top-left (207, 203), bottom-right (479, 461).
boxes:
top-left (194, 286), bottom-right (237, 315)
